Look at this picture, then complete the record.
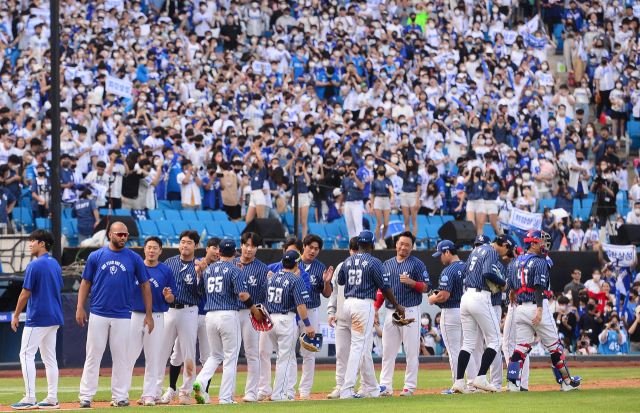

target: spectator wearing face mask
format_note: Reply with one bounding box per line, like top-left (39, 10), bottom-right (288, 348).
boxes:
top-left (567, 219), bottom-right (584, 251)
top-left (30, 164), bottom-right (51, 220)
top-left (598, 315), bottom-right (629, 354)
top-left (625, 201), bottom-right (640, 224)
top-left (579, 296), bottom-right (605, 345)
top-left (591, 167), bottom-right (619, 244)
top-left (554, 296), bottom-right (578, 349)
top-left (585, 269), bottom-right (604, 293)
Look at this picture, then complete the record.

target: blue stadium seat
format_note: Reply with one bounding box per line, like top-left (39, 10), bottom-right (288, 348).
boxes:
top-left (164, 210), bottom-right (182, 221)
top-left (212, 211), bottom-right (229, 221)
top-left (156, 221), bottom-right (176, 241)
top-left (325, 223), bottom-right (342, 240)
top-left (484, 225), bottom-right (496, 240)
top-left (173, 221), bottom-right (190, 235)
top-left (181, 210), bottom-right (197, 221)
top-left (170, 200), bottom-right (183, 210)
top-left (62, 208), bottom-right (73, 219)
top-left (236, 221), bottom-right (247, 233)
top-left (188, 221), bottom-right (206, 236)
top-left (309, 222), bottom-right (330, 241)
top-left (114, 209), bottom-right (131, 216)
top-left (308, 207), bottom-right (316, 223)
top-left (99, 208), bottom-right (110, 215)
top-left (220, 222), bottom-right (241, 242)
top-left (336, 237), bottom-right (350, 249)
top-left (338, 222), bottom-right (349, 238)
top-left (205, 222), bottom-right (223, 238)
top-left (36, 218), bottom-right (51, 230)
top-left (442, 215), bottom-right (454, 223)
top-left (417, 215), bottom-right (429, 227)
top-left (196, 210), bottom-right (212, 221)
top-left (539, 199), bottom-right (555, 212)
top-left (138, 221), bottom-right (158, 238)
top-left (429, 215), bottom-right (443, 225)
top-left (14, 207), bottom-right (34, 231)
top-left (148, 210), bottom-right (165, 221)
top-left (158, 200), bottom-right (172, 210)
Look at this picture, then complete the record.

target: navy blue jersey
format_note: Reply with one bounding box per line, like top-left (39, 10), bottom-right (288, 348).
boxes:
top-left (371, 178), bottom-right (393, 197)
top-left (337, 252), bottom-right (389, 300)
top-left (198, 260), bottom-right (247, 311)
top-left (400, 172), bottom-right (422, 193)
top-left (463, 244), bottom-right (502, 292)
top-left (249, 166), bottom-right (267, 191)
top-left (131, 262), bottom-right (177, 313)
top-left (301, 259), bottom-right (327, 309)
top-left (491, 262), bottom-right (505, 306)
top-left (383, 256), bottom-right (430, 308)
top-left (164, 256), bottom-right (201, 306)
top-left (234, 257), bottom-right (269, 304)
top-left (265, 270), bottom-right (310, 314)
top-left (504, 258), bottom-right (520, 305)
top-left (82, 247), bottom-right (149, 319)
top-left (482, 181), bottom-right (499, 201)
top-left (438, 260), bottom-right (465, 309)
top-left (23, 253), bottom-right (64, 327)
top-left (268, 261), bottom-right (311, 294)
top-left (341, 176), bottom-right (364, 202)
top-left (466, 180), bottom-right (485, 201)
top-left (508, 254), bottom-right (549, 303)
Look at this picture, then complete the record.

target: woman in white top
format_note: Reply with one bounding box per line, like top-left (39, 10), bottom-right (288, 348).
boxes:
top-left (573, 79), bottom-right (592, 121)
top-left (567, 219), bottom-right (585, 251)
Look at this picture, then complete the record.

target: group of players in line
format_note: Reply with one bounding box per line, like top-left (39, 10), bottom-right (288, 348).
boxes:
top-left (10, 223), bottom-right (580, 410)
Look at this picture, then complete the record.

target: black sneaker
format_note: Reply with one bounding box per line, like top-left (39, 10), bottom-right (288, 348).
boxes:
top-left (560, 380), bottom-right (581, 392)
top-left (116, 400), bottom-right (130, 407)
top-left (79, 400), bottom-right (91, 408)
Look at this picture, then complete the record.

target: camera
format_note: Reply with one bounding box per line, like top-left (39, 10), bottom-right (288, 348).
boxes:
top-left (580, 340), bottom-right (587, 346)
top-left (611, 323), bottom-right (617, 329)
top-left (196, 165), bottom-right (204, 171)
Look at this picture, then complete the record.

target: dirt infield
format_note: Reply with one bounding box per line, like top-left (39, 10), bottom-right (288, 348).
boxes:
top-left (2, 361), bottom-right (640, 379)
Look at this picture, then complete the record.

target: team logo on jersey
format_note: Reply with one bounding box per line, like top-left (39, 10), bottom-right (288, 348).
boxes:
top-left (110, 266), bottom-right (117, 275)
top-left (441, 275), bottom-right (449, 282)
top-left (181, 264), bottom-right (189, 272)
top-left (362, 261), bottom-right (368, 267)
top-left (223, 267), bottom-right (229, 274)
top-left (184, 273), bottom-right (194, 285)
top-left (310, 275), bottom-right (316, 284)
top-left (423, 271), bottom-right (428, 278)
top-left (215, 267), bottom-right (219, 273)
top-left (248, 275), bottom-right (258, 286)
top-left (283, 280), bottom-right (289, 288)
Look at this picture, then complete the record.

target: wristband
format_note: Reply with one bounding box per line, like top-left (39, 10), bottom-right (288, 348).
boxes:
top-left (303, 317), bottom-right (311, 327)
top-left (413, 281), bottom-right (424, 292)
top-left (242, 297), bottom-right (254, 309)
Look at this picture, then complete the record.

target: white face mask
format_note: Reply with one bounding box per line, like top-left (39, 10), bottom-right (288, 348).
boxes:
top-left (515, 178), bottom-right (523, 185)
top-left (391, 156), bottom-right (399, 164)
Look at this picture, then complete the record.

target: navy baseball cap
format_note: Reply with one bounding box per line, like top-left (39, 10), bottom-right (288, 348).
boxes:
top-left (219, 239), bottom-right (236, 254)
top-left (282, 250), bottom-right (301, 266)
top-left (432, 240), bottom-right (455, 257)
top-left (499, 234), bottom-right (517, 254)
top-left (474, 234), bottom-right (490, 246)
top-left (357, 230), bottom-right (375, 245)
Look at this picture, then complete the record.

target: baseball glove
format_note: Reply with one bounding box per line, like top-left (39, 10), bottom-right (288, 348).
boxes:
top-left (299, 333), bottom-right (323, 352)
top-left (392, 311), bottom-right (415, 326)
top-left (251, 304), bottom-right (274, 332)
top-left (429, 289), bottom-right (442, 308)
top-left (487, 264), bottom-right (504, 294)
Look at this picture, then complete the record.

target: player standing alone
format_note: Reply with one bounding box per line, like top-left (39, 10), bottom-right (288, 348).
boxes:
top-left (77, 222), bottom-right (153, 407)
top-left (11, 230), bottom-right (63, 410)
top-left (506, 230), bottom-right (581, 392)
top-left (125, 237), bottom-right (176, 406)
top-left (337, 230), bottom-right (405, 399)
top-left (379, 231), bottom-right (430, 397)
top-left (452, 234), bottom-right (515, 394)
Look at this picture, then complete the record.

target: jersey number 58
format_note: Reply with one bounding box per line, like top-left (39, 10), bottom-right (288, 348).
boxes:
top-left (268, 286), bottom-right (283, 303)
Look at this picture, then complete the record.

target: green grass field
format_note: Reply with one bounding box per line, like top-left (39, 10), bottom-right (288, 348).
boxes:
top-left (1, 367), bottom-right (639, 412)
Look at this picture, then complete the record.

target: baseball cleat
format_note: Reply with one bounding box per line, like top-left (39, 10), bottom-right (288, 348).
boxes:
top-left (160, 388), bottom-right (176, 404)
top-left (560, 380), bottom-right (581, 392)
top-left (11, 397), bottom-right (37, 410)
top-left (193, 381), bottom-right (208, 405)
top-left (299, 393), bottom-right (310, 401)
top-left (143, 397), bottom-right (156, 406)
top-left (379, 388), bottom-right (393, 397)
top-left (78, 400), bottom-right (91, 408)
top-left (507, 382), bottom-right (520, 392)
top-left (257, 392), bottom-right (270, 401)
top-left (37, 399), bottom-right (59, 410)
top-left (327, 388), bottom-right (340, 399)
top-left (520, 387), bottom-right (529, 392)
top-left (178, 395), bottom-right (190, 405)
top-left (116, 400), bottom-right (130, 407)
top-left (351, 393), bottom-right (365, 399)
top-left (356, 388), bottom-right (370, 397)
top-left (136, 399), bottom-right (144, 406)
top-left (452, 379), bottom-right (469, 394)
top-left (242, 395), bottom-right (257, 403)
top-left (472, 375), bottom-right (498, 392)
top-left (441, 388), bottom-right (454, 395)
top-left (400, 389), bottom-right (413, 396)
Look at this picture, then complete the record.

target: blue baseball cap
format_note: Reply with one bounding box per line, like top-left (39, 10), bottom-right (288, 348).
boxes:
top-left (432, 240), bottom-right (455, 257)
top-left (357, 230), bottom-right (375, 245)
top-left (474, 234), bottom-right (490, 246)
top-left (219, 239), bottom-right (237, 254)
top-left (499, 234), bottom-right (517, 254)
top-left (282, 250), bottom-right (301, 266)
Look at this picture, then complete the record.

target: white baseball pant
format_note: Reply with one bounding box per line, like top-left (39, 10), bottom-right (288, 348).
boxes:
top-left (126, 312), bottom-right (164, 398)
top-left (440, 308), bottom-right (478, 386)
top-left (472, 305), bottom-right (504, 388)
top-left (195, 311), bottom-right (241, 404)
top-left (344, 201), bottom-right (364, 239)
top-left (171, 314), bottom-right (211, 367)
top-left (267, 313), bottom-right (298, 401)
top-left (239, 308), bottom-right (261, 400)
top-left (460, 290), bottom-right (502, 355)
top-left (333, 319), bottom-right (375, 392)
top-left (380, 306), bottom-right (420, 392)
top-left (19, 326), bottom-right (59, 400)
top-left (79, 314), bottom-right (131, 401)
top-left (340, 298), bottom-right (380, 399)
top-left (503, 304), bottom-right (529, 389)
top-left (257, 331), bottom-right (274, 398)
top-left (156, 307), bottom-right (198, 397)
top-left (515, 301), bottom-right (561, 352)
top-left (295, 307), bottom-right (319, 395)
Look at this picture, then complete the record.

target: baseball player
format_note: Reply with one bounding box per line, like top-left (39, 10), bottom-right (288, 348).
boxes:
top-left (429, 240), bottom-right (479, 394)
top-left (10, 230), bottom-right (63, 410)
top-left (452, 234), bottom-right (515, 394)
top-left (166, 238), bottom-right (220, 401)
top-left (233, 232), bottom-right (269, 403)
top-left (157, 230), bottom-right (202, 405)
top-left (192, 239), bottom-right (265, 405)
top-left (257, 238), bottom-right (311, 401)
top-left (264, 250), bottom-right (314, 402)
top-left (297, 234), bottom-right (333, 400)
top-left (76, 222), bottom-right (153, 408)
top-left (379, 231), bottom-right (430, 397)
top-left (125, 237), bottom-right (176, 406)
top-left (337, 230), bottom-right (404, 399)
top-left (506, 230), bottom-right (581, 392)
top-left (470, 235), bottom-right (505, 392)
top-left (502, 247), bottom-right (531, 391)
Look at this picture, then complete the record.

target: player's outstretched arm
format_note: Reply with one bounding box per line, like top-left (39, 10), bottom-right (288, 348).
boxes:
top-left (140, 281), bottom-right (155, 333)
top-left (239, 292), bottom-right (265, 322)
top-left (382, 288), bottom-right (405, 318)
top-left (297, 303), bottom-right (315, 338)
top-left (322, 266), bottom-right (334, 297)
top-left (76, 279), bottom-right (92, 327)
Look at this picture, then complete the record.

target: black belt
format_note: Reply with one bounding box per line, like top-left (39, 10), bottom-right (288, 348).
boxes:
top-left (475, 288), bottom-right (483, 292)
top-left (517, 298), bottom-right (548, 305)
top-left (170, 302), bottom-right (195, 309)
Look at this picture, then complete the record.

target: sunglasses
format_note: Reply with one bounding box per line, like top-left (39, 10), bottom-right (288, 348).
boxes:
top-left (113, 232), bottom-right (129, 238)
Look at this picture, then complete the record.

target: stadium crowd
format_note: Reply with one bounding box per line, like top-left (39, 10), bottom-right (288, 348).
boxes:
top-left (0, 0), bottom-right (639, 249)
